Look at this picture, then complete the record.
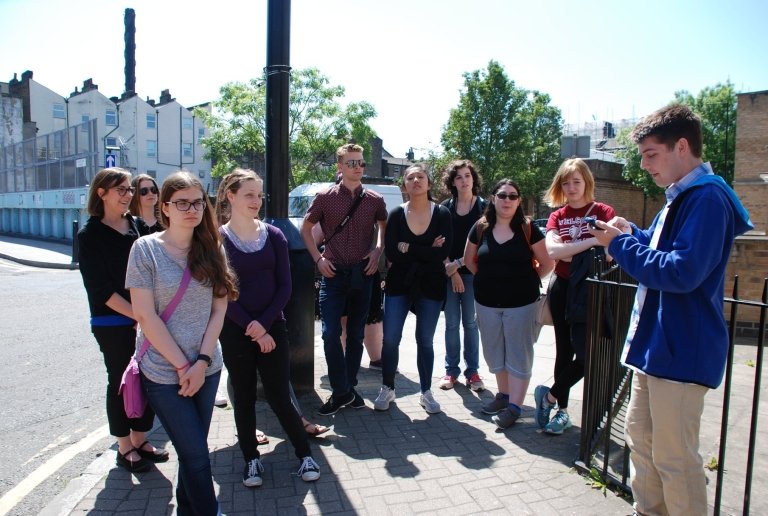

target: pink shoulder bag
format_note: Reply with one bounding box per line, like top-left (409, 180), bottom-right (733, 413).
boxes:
top-left (119, 266), bottom-right (192, 418)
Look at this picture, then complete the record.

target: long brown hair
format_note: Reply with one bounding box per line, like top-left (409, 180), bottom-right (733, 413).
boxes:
top-left (160, 172), bottom-right (238, 300)
top-left (214, 168), bottom-right (262, 226)
top-left (129, 174), bottom-right (160, 221)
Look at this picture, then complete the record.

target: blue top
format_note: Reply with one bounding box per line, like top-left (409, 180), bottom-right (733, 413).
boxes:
top-left (609, 164), bottom-right (753, 388)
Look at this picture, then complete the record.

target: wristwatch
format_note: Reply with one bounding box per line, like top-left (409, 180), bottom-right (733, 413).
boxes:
top-left (196, 354), bottom-right (212, 367)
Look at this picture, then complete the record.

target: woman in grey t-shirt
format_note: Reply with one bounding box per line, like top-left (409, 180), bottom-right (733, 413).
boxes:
top-left (127, 172), bottom-right (238, 516)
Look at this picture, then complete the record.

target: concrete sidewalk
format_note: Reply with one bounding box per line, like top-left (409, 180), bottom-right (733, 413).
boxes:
top-left (3, 236), bottom-right (760, 515)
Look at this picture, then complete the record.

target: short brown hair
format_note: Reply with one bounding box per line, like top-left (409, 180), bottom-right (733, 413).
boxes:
top-left (442, 159), bottom-right (482, 197)
top-left (630, 104), bottom-right (703, 157)
top-left (336, 143), bottom-right (364, 162)
top-left (86, 168), bottom-right (132, 217)
top-left (543, 158), bottom-right (595, 207)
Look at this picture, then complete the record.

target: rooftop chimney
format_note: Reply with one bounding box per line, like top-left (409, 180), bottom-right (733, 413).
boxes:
top-left (124, 8), bottom-right (136, 95)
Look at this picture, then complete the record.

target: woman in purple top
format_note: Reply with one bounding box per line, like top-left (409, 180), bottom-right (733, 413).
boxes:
top-left (215, 169), bottom-right (321, 488)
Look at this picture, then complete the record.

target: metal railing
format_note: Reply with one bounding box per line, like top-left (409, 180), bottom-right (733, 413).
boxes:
top-left (575, 259), bottom-right (767, 515)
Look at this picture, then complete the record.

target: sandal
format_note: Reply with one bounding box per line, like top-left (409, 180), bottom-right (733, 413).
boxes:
top-left (135, 440), bottom-right (170, 463)
top-left (256, 429), bottom-right (269, 446)
top-left (116, 448), bottom-right (151, 472)
top-left (304, 422), bottom-right (330, 437)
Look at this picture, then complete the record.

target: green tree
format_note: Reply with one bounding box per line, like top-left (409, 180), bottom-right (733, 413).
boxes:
top-left (195, 68), bottom-right (377, 188)
top-left (615, 127), bottom-right (664, 198)
top-left (440, 60), bottom-right (562, 204)
top-left (674, 81), bottom-right (737, 185)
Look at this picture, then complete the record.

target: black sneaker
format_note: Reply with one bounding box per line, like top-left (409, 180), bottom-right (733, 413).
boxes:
top-left (317, 391), bottom-right (355, 416)
top-left (243, 458), bottom-right (264, 487)
top-left (297, 456), bottom-right (321, 482)
top-left (349, 389), bottom-right (366, 409)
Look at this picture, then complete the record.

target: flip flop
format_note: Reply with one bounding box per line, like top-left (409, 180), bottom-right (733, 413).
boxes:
top-left (304, 422), bottom-right (330, 437)
top-left (256, 429), bottom-right (269, 446)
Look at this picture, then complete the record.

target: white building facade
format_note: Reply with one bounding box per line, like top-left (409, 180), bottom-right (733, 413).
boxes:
top-left (0, 71), bottom-right (212, 240)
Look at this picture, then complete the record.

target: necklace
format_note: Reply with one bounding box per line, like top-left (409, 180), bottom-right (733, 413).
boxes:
top-left (163, 238), bottom-right (190, 252)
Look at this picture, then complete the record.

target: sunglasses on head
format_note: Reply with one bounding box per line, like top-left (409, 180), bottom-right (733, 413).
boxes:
top-left (495, 192), bottom-right (520, 201)
top-left (344, 159), bottom-right (366, 169)
top-left (139, 186), bottom-right (159, 196)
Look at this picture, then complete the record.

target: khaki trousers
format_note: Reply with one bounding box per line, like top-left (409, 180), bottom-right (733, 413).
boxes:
top-left (625, 373), bottom-right (709, 516)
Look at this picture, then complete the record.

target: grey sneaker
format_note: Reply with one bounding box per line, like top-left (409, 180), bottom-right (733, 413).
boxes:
top-left (243, 458), bottom-right (264, 487)
top-left (419, 389), bottom-right (441, 414)
top-left (373, 386), bottom-right (395, 411)
top-left (481, 393), bottom-right (508, 415)
top-left (491, 407), bottom-right (520, 429)
top-left (534, 385), bottom-right (555, 429)
top-left (297, 456), bottom-right (320, 482)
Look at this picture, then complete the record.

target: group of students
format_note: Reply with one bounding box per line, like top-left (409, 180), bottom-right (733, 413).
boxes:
top-left (78, 169), bottom-right (324, 516)
top-left (78, 103), bottom-right (752, 516)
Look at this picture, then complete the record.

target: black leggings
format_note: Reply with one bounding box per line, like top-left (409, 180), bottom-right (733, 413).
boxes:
top-left (219, 318), bottom-right (310, 461)
top-left (548, 276), bottom-right (587, 410)
top-left (92, 325), bottom-right (155, 437)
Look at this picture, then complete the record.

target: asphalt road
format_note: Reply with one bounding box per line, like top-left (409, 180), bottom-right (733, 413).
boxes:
top-left (0, 259), bottom-right (117, 516)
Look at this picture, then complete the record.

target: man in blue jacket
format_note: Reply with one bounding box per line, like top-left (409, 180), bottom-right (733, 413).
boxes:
top-left (591, 104), bottom-right (753, 516)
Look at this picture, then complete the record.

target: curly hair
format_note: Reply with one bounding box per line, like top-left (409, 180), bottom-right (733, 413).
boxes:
top-left (441, 159), bottom-right (482, 197)
top-left (160, 172), bottom-right (238, 301)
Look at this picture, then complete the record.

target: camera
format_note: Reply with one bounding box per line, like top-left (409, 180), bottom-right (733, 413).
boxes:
top-left (583, 216), bottom-right (600, 229)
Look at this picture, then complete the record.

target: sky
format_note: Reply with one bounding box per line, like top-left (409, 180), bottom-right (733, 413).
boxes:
top-left (2, 0), bottom-right (767, 159)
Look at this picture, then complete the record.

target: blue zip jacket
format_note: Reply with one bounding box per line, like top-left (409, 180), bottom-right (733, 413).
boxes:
top-left (608, 173), bottom-right (753, 388)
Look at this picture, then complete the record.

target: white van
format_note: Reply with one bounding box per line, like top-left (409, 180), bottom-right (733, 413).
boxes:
top-left (288, 182), bottom-right (403, 231)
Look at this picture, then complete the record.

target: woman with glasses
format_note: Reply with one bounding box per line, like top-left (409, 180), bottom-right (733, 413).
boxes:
top-left (438, 159), bottom-right (487, 393)
top-left (373, 164), bottom-right (452, 415)
top-left (78, 168), bottom-right (167, 473)
top-left (463, 179), bottom-right (554, 428)
top-left (127, 171), bottom-right (238, 515)
top-left (533, 159), bottom-right (615, 435)
top-left (215, 168), bottom-right (321, 488)
top-left (129, 174), bottom-right (162, 233)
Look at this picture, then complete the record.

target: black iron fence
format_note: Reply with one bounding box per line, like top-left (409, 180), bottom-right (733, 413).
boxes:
top-left (575, 254), bottom-right (767, 515)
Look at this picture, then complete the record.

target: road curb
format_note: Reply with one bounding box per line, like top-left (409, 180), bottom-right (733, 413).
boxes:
top-left (0, 253), bottom-right (78, 270)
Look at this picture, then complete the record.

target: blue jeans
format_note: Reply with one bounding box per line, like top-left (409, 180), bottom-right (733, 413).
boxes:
top-left (319, 265), bottom-right (374, 399)
top-left (443, 273), bottom-right (480, 379)
top-left (382, 294), bottom-right (443, 393)
top-left (143, 371), bottom-right (220, 516)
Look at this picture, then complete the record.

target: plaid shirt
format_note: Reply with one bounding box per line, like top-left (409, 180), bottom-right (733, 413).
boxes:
top-left (305, 183), bottom-right (387, 265)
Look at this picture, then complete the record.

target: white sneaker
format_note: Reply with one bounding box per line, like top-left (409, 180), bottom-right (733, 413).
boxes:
top-left (243, 458), bottom-right (264, 487)
top-left (419, 389), bottom-right (441, 414)
top-left (297, 456), bottom-right (320, 482)
top-left (214, 394), bottom-right (228, 407)
top-left (373, 386), bottom-right (396, 411)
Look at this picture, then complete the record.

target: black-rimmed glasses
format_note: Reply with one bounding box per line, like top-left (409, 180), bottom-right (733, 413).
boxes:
top-left (112, 186), bottom-right (135, 196)
top-left (165, 200), bottom-right (206, 212)
top-left (344, 159), bottom-right (366, 169)
top-left (139, 186), bottom-right (159, 196)
top-left (495, 192), bottom-right (520, 201)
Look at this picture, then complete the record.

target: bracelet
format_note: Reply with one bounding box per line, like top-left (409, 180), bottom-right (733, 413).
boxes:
top-left (315, 255), bottom-right (323, 264)
top-left (175, 362), bottom-right (190, 371)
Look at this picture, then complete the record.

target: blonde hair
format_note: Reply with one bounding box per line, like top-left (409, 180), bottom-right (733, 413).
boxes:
top-left (543, 158), bottom-right (595, 207)
top-left (336, 143), bottom-right (364, 162)
top-left (215, 168), bottom-right (262, 225)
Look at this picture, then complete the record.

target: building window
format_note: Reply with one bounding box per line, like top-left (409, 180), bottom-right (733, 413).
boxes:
top-left (182, 117), bottom-right (193, 130)
top-left (182, 143), bottom-right (193, 158)
top-left (146, 170), bottom-right (157, 178)
top-left (198, 128), bottom-right (205, 143)
top-left (105, 110), bottom-right (117, 126)
top-left (199, 170), bottom-right (205, 179)
top-left (53, 103), bottom-right (66, 119)
top-left (146, 140), bottom-right (157, 157)
top-left (81, 115), bottom-right (89, 132)
top-left (106, 137), bottom-right (117, 147)
top-left (146, 113), bottom-right (156, 129)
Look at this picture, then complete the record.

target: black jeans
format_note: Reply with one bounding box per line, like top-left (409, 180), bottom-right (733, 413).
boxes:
top-left (219, 318), bottom-right (310, 461)
top-left (92, 325), bottom-right (155, 437)
top-left (548, 276), bottom-right (587, 409)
